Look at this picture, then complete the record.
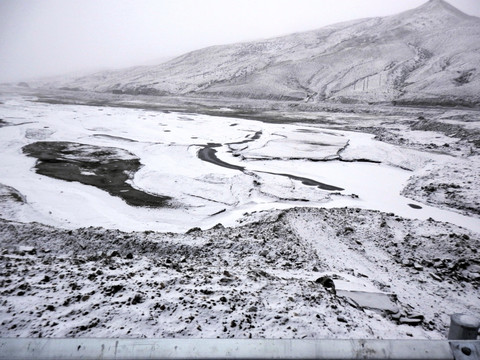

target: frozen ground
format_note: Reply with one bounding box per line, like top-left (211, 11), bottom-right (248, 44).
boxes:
top-left (0, 208), bottom-right (478, 338)
top-left (0, 92), bottom-right (478, 233)
top-left (0, 89), bottom-right (479, 339)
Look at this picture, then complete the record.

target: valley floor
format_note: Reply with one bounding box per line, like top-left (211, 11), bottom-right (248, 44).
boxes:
top-left (0, 87), bottom-right (479, 339)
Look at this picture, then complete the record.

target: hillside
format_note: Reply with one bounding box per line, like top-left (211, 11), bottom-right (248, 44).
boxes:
top-left (45, 0), bottom-right (480, 105)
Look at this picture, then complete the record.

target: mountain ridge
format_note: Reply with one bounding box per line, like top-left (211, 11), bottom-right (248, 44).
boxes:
top-left (418, 0), bottom-right (474, 18)
top-left (46, 0), bottom-right (480, 106)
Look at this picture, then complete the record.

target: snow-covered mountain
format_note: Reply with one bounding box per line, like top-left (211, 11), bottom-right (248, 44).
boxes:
top-left (51, 0), bottom-right (480, 105)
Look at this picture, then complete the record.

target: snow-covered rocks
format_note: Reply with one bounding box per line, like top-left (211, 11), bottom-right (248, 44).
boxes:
top-left (402, 158), bottom-right (480, 217)
top-left (0, 207), bottom-right (478, 338)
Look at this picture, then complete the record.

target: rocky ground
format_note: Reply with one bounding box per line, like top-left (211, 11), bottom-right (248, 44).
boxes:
top-left (0, 207), bottom-right (478, 339)
top-left (347, 114), bottom-right (480, 218)
top-left (401, 158), bottom-right (480, 217)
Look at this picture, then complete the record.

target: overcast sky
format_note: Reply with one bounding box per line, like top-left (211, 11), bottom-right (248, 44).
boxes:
top-left (0, 0), bottom-right (479, 82)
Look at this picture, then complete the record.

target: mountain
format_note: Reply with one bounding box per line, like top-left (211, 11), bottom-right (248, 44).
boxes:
top-left (49, 0), bottom-right (480, 105)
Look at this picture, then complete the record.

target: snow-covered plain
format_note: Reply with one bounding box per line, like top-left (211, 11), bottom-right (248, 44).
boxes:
top-left (0, 94), bottom-right (479, 233)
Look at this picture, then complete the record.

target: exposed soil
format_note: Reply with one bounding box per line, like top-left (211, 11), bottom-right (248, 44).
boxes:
top-left (22, 141), bottom-right (171, 208)
top-left (411, 118), bottom-right (480, 149)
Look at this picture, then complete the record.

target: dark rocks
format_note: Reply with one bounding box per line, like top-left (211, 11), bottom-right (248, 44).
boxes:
top-left (218, 277), bottom-right (234, 285)
top-left (454, 70), bottom-right (474, 86)
top-left (17, 283), bottom-right (30, 292)
top-left (131, 293), bottom-right (144, 305)
top-left (429, 272), bottom-right (443, 281)
top-left (390, 308), bottom-right (424, 326)
top-left (337, 227), bottom-right (354, 236)
top-left (199, 289), bottom-right (214, 295)
top-left (186, 227), bottom-right (202, 234)
top-left (104, 284), bottom-right (124, 296)
top-left (0, 206), bottom-right (476, 338)
top-left (69, 282), bottom-right (81, 291)
top-left (413, 263), bottom-right (424, 271)
top-left (316, 276), bottom-right (336, 294)
top-left (390, 311), bottom-right (402, 321)
top-left (399, 317), bottom-right (423, 326)
top-left (18, 246), bottom-right (36, 255)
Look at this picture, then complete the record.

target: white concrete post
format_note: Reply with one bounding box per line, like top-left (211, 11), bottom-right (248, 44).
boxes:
top-left (448, 313), bottom-right (480, 340)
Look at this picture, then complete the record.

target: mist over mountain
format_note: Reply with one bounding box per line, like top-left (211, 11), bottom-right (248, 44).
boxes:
top-left (49, 0), bottom-right (480, 106)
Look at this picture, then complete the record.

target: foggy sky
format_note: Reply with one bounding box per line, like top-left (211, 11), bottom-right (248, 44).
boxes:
top-left (0, 0), bottom-right (479, 83)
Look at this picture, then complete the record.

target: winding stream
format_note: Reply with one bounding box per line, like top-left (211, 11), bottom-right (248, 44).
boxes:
top-left (194, 124), bottom-right (480, 234)
top-left (196, 132), bottom-right (344, 192)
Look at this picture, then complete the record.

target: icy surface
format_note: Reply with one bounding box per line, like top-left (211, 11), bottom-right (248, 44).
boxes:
top-left (1, 94), bottom-right (478, 233)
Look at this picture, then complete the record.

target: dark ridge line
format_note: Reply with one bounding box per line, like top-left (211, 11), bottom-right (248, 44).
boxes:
top-left (408, 203), bottom-right (423, 209)
top-left (210, 208), bottom-right (227, 216)
top-left (92, 134), bottom-right (138, 142)
top-left (255, 170), bottom-right (344, 192)
top-left (241, 156), bottom-right (381, 164)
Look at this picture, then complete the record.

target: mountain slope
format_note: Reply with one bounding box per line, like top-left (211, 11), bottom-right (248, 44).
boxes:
top-left (52, 0), bottom-right (480, 105)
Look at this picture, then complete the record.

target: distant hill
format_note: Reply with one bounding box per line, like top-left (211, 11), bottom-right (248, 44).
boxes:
top-left (46, 0), bottom-right (480, 106)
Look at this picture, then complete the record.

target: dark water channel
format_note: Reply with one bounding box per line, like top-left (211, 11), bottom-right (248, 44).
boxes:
top-left (196, 131), bottom-right (344, 192)
top-left (197, 143), bottom-right (245, 171)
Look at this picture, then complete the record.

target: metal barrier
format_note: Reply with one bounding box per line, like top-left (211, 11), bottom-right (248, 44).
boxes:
top-left (1, 313), bottom-right (478, 359)
top-left (1, 338), bottom-right (479, 360)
